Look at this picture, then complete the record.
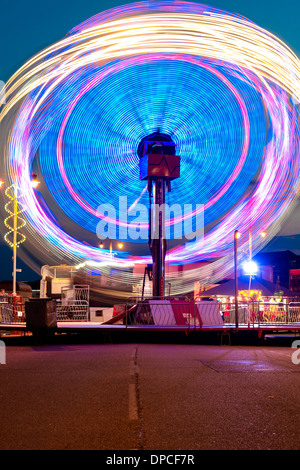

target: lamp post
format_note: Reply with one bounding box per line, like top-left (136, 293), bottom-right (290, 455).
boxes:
top-left (12, 188), bottom-right (18, 296)
top-left (2, 175), bottom-right (40, 296)
top-left (4, 184), bottom-right (26, 296)
top-left (234, 230), bottom-right (240, 331)
top-left (99, 240), bottom-right (123, 259)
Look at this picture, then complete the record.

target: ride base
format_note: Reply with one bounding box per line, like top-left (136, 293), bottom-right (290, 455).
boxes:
top-left (1, 298), bottom-right (300, 344)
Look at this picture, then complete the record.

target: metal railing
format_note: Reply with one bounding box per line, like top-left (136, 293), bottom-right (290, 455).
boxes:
top-left (255, 301), bottom-right (300, 325)
top-left (56, 299), bottom-right (90, 321)
top-left (125, 300), bottom-right (195, 327)
top-left (0, 301), bottom-right (27, 324)
top-left (123, 298), bottom-right (300, 329)
top-left (219, 301), bottom-right (300, 326)
top-left (0, 302), bottom-right (17, 324)
top-left (287, 303), bottom-right (300, 323)
top-left (219, 302), bottom-right (248, 325)
top-left (0, 298), bottom-right (90, 324)
top-left (124, 299), bottom-right (224, 329)
top-left (1, 296), bottom-right (300, 329)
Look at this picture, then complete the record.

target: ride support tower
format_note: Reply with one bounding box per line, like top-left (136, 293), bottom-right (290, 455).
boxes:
top-left (138, 132), bottom-right (180, 297)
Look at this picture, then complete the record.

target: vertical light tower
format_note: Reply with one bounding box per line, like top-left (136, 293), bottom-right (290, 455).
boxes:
top-left (3, 175), bottom-right (39, 296)
top-left (138, 133), bottom-right (180, 298)
top-left (4, 185), bottom-right (26, 296)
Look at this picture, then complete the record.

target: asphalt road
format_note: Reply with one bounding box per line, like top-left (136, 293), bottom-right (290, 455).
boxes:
top-left (0, 337), bottom-right (300, 450)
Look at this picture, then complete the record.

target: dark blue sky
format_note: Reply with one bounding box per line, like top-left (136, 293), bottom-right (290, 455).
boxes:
top-left (1, 0), bottom-right (300, 82)
top-left (0, 0), bottom-right (300, 281)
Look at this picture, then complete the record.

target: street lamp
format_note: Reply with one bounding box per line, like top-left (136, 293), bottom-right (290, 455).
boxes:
top-left (234, 229), bottom-right (265, 330)
top-left (30, 174), bottom-right (40, 189)
top-left (2, 174), bottom-right (40, 296)
top-left (99, 240), bottom-right (123, 258)
top-left (234, 230), bottom-right (240, 331)
top-left (242, 260), bottom-right (258, 276)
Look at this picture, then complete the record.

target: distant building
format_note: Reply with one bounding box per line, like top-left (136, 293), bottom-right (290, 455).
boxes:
top-left (289, 269), bottom-right (300, 293)
top-left (253, 250), bottom-right (300, 291)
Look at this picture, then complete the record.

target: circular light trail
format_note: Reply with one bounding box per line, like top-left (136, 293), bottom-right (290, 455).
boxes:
top-left (1, 1), bottom-right (300, 293)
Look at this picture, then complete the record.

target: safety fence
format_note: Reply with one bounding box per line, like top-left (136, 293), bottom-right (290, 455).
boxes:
top-left (0, 297), bottom-right (90, 324)
top-left (242, 301), bottom-right (300, 325)
top-left (218, 300), bottom-right (300, 326)
top-left (125, 299), bottom-right (227, 328)
top-left (1, 297), bottom-right (300, 328)
top-left (124, 298), bottom-right (300, 328)
top-left (0, 298), bottom-right (27, 324)
top-left (57, 284), bottom-right (90, 321)
top-left (55, 300), bottom-right (89, 321)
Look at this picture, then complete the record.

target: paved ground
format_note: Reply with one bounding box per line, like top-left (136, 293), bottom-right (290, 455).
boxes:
top-left (0, 335), bottom-right (300, 450)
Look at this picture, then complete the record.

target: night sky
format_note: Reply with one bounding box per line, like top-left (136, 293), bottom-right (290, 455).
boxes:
top-left (0, 0), bottom-right (300, 282)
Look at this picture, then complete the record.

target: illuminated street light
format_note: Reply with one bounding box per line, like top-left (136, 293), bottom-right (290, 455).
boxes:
top-left (243, 260), bottom-right (258, 276)
top-left (30, 174), bottom-right (40, 188)
top-left (234, 230), bottom-right (240, 331)
top-left (99, 240), bottom-right (124, 256)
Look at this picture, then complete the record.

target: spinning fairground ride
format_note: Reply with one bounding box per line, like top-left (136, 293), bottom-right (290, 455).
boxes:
top-left (0, 1), bottom-right (300, 305)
